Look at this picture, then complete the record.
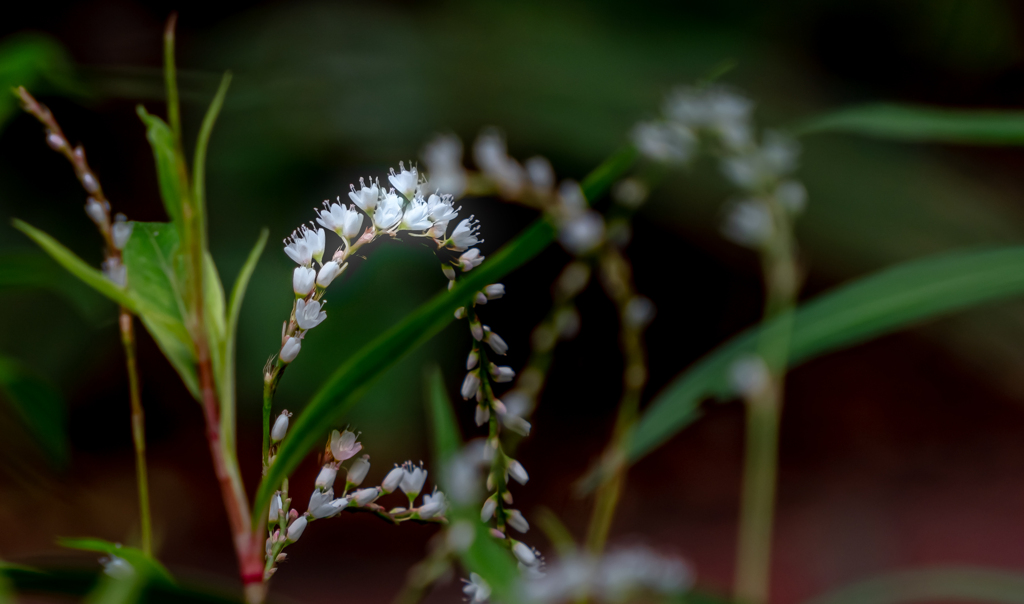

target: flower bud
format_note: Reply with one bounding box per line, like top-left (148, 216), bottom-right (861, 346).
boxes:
top-left (382, 465), bottom-right (405, 493)
top-left (489, 363), bottom-right (515, 383)
top-left (85, 197), bottom-right (109, 231)
top-left (112, 218), bottom-right (133, 250)
top-left (483, 284), bottom-right (505, 299)
top-left (271, 410), bottom-right (291, 442)
top-left (269, 492), bottom-right (283, 523)
top-left (483, 328), bottom-right (508, 356)
top-left (280, 337), bottom-right (301, 364)
top-left (454, 307), bottom-right (466, 319)
top-left (507, 459), bottom-right (529, 485)
top-left (286, 516), bottom-right (307, 541)
top-left (315, 465), bottom-right (337, 490)
top-left (293, 266), bottom-right (316, 297)
top-left (480, 496), bottom-right (497, 522)
top-left (461, 370), bottom-right (481, 400)
top-left (500, 413), bottom-right (532, 437)
top-left (470, 319), bottom-right (484, 341)
top-left (46, 131), bottom-right (67, 151)
top-left (316, 261), bottom-right (343, 288)
top-left (475, 403), bottom-right (490, 427)
top-left (352, 487), bottom-right (381, 507)
top-left (507, 509), bottom-right (529, 533)
top-left (512, 541), bottom-right (538, 566)
top-left (442, 264), bottom-right (456, 280)
top-left (347, 455), bottom-right (370, 487)
top-left (466, 350), bottom-right (479, 370)
top-left (475, 292), bottom-right (488, 305)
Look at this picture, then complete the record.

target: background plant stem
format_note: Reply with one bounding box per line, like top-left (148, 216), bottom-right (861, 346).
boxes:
top-left (734, 196), bottom-right (799, 604)
top-left (119, 309), bottom-right (152, 557)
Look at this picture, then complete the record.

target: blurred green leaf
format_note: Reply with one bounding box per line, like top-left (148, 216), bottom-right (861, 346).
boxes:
top-left (192, 72), bottom-right (232, 234)
top-left (0, 252), bottom-right (108, 323)
top-left (425, 365), bottom-right (462, 467)
top-left (796, 104), bottom-right (1024, 145)
top-left (627, 246), bottom-right (1024, 466)
top-left (122, 222), bottom-right (200, 400)
top-left (801, 567), bottom-right (1024, 604)
top-left (136, 107), bottom-right (185, 230)
top-left (0, 33), bottom-right (79, 130)
top-left (254, 218), bottom-right (558, 523)
top-left (59, 538), bottom-right (173, 586)
top-left (0, 356), bottom-right (68, 468)
top-left (2, 565), bottom-right (241, 603)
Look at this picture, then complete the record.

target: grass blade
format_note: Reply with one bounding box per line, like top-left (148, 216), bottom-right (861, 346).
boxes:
top-left (795, 103), bottom-right (1024, 145)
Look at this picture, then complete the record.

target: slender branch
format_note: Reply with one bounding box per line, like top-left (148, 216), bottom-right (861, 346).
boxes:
top-left (119, 310), bottom-right (153, 556)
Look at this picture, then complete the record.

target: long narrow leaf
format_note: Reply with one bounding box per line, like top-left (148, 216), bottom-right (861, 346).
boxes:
top-left (425, 365), bottom-right (462, 467)
top-left (136, 108), bottom-right (184, 228)
top-left (801, 567), bottom-right (1024, 604)
top-left (628, 246), bottom-right (1024, 466)
top-left (192, 72), bottom-right (232, 245)
top-left (59, 538), bottom-right (173, 586)
top-left (795, 103), bottom-right (1024, 145)
top-left (254, 219), bottom-right (557, 521)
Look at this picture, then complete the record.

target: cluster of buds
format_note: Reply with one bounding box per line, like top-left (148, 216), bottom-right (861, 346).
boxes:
top-left (263, 418), bottom-right (447, 580)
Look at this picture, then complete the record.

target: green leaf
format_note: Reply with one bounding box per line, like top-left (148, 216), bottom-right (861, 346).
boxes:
top-left (627, 246), bottom-right (1024, 467)
top-left (253, 218), bottom-right (558, 523)
top-left (0, 252), bottom-right (109, 323)
top-left (11, 219), bottom-right (137, 312)
top-left (59, 538), bottom-right (173, 586)
top-left (795, 103), bottom-right (1024, 146)
top-left (460, 527), bottom-right (522, 603)
top-left (801, 567), bottom-right (1024, 604)
top-left (204, 252), bottom-right (227, 392)
top-left (0, 34), bottom-right (80, 131)
top-left (122, 222), bottom-right (199, 400)
top-left (2, 565), bottom-right (242, 603)
top-left (425, 364), bottom-right (462, 467)
top-left (192, 72), bottom-right (232, 243)
top-left (0, 356), bottom-right (68, 468)
top-left (136, 107), bottom-right (185, 229)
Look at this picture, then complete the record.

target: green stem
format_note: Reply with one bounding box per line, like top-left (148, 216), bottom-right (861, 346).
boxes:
top-left (262, 362), bottom-right (285, 473)
top-left (733, 196), bottom-right (799, 604)
top-left (119, 309), bottom-right (153, 557)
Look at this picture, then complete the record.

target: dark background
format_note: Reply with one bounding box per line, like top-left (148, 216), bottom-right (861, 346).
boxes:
top-left (4, 1), bottom-right (1024, 602)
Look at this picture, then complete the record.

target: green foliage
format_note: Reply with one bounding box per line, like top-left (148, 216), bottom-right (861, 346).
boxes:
top-left (136, 108), bottom-right (186, 230)
top-left (0, 356), bottom-right (67, 467)
top-left (796, 104), bottom-right (1024, 145)
top-left (625, 246), bottom-right (1024, 468)
top-left (801, 567), bottom-right (1024, 604)
top-left (424, 365), bottom-right (521, 601)
top-left (0, 34), bottom-right (79, 130)
top-left (254, 218), bottom-right (558, 522)
top-left (59, 538), bottom-right (173, 586)
top-left (1, 565), bottom-right (242, 603)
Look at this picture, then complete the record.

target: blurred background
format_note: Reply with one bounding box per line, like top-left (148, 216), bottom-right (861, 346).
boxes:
top-left (5, 0), bottom-right (1024, 602)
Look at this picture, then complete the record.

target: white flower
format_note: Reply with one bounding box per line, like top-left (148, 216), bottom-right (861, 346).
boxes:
top-left (85, 197), bottom-right (109, 230)
top-left (475, 403), bottom-right (490, 426)
top-left (507, 459), bottom-right (529, 485)
top-left (458, 248), bottom-right (485, 271)
top-left (373, 191), bottom-right (404, 230)
top-left (351, 487), bottom-right (381, 506)
top-left (271, 410), bottom-right (291, 442)
top-left (308, 487), bottom-right (333, 512)
top-left (280, 336), bottom-right (301, 364)
top-left (461, 370), bottom-right (481, 400)
top-left (721, 131), bottom-right (800, 191)
top-left (559, 210), bottom-right (605, 256)
top-left (729, 354), bottom-right (771, 398)
top-left (483, 284), bottom-right (505, 300)
top-left (316, 202), bottom-right (364, 239)
top-left (316, 261), bottom-right (343, 288)
top-left (473, 129), bottom-right (525, 195)
top-left (499, 411), bottom-right (532, 437)
top-left (447, 216), bottom-right (483, 251)
top-left (480, 497), bottom-right (497, 522)
top-left (507, 509), bottom-right (529, 533)
top-left (470, 319), bottom-right (484, 341)
top-left (389, 162), bottom-right (419, 199)
top-left (525, 156), bottom-right (555, 194)
top-left (307, 227), bottom-right (326, 264)
top-left (293, 266), bottom-right (316, 297)
top-left (632, 121), bottom-right (696, 163)
top-left (399, 197), bottom-right (433, 231)
top-left (286, 516), bottom-right (307, 541)
top-left (269, 492), bottom-right (282, 523)
top-left (348, 177), bottom-right (380, 214)
top-left (315, 466), bottom-right (337, 490)
top-left (400, 463), bottom-right (428, 498)
top-left (513, 541), bottom-right (539, 567)
top-left (101, 555), bottom-right (133, 579)
top-left (295, 298), bottom-right (327, 330)
top-left (347, 455), bottom-right (370, 487)
top-left (463, 573), bottom-right (491, 603)
top-left (775, 179), bottom-right (808, 214)
top-left (329, 429), bottom-right (362, 462)
top-left (427, 220), bottom-right (449, 240)
top-left (102, 258), bottom-right (127, 287)
top-left (382, 465), bottom-right (405, 493)
top-left (483, 327), bottom-right (508, 356)
top-left (422, 134), bottom-right (467, 197)
top-left (418, 488), bottom-right (447, 519)
top-left (489, 363), bottom-right (515, 383)
top-left (311, 496), bottom-right (349, 519)
top-left (284, 227), bottom-right (320, 266)
top-left (721, 199), bottom-right (773, 248)
top-left (466, 349), bottom-right (479, 370)
top-left (426, 194), bottom-right (460, 223)
top-left (111, 219), bottom-right (133, 250)
top-left (612, 178), bottom-right (649, 209)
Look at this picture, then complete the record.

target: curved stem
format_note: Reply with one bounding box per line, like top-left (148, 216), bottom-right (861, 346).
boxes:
top-left (119, 309), bottom-right (152, 557)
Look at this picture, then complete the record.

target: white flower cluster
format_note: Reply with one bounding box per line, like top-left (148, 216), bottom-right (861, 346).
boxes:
top-left (632, 85), bottom-right (807, 249)
top-left (263, 414), bottom-right (446, 580)
top-left (520, 546), bottom-right (693, 603)
top-left (275, 162), bottom-right (485, 367)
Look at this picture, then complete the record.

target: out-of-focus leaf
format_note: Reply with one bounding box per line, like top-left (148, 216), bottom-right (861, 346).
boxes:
top-left (12, 220), bottom-right (137, 311)
top-left (801, 567), bottom-right (1024, 604)
top-left (0, 252), bottom-right (109, 323)
top-left (59, 538), bottom-right (173, 586)
top-left (254, 218), bottom-right (557, 521)
top-left (84, 571), bottom-right (145, 604)
top-left (795, 103), bottom-right (1024, 145)
top-left (218, 230), bottom-right (268, 457)
top-left (136, 107), bottom-right (185, 229)
top-left (626, 246), bottom-right (1024, 467)
top-left (122, 222), bottom-right (200, 399)
top-left (253, 144), bottom-right (637, 519)
top-left (192, 72), bottom-right (232, 234)
top-left (0, 356), bottom-right (68, 468)
top-left (204, 253), bottom-right (226, 392)
top-left (425, 365), bottom-right (462, 467)
top-left (0, 34), bottom-right (79, 130)
top-left (2, 566), bottom-right (241, 603)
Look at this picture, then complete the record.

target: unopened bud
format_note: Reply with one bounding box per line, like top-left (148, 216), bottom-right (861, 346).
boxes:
top-left (461, 370), bottom-right (481, 400)
top-left (475, 403), bottom-right (490, 427)
top-left (352, 487), bottom-right (381, 506)
top-left (507, 509), bottom-right (529, 533)
top-left (347, 455), bottom-right (370, 487)
top-left (280, 337), bottom-right (301, 364)
top-left (470, 319), bottom-right (484, 341)
top-left (315, 465), bottom-right (337, 490)
top-left (46, 131), bottom-right (67, 151)
top-left (316, 261), bottom-right (343, 288)
top-left (382, 465), bottom-right (405, 493)
top-left (85, 197), bottom-right (108, 231)
top-left (442, 264), bottom-right (456, 280)
top-left (466, 349), bottom-right (479, 370)
top-left (293, 266), bottom-right (316, 297)
top-left (82, 172), bottom-right (100, 194)
top-left (480, 496), bottom-right (497, 522)
top-left (271, 411), bottom-right (291, 442)
top-left (507, 459), bottom-right (529, 485)
top-left (286, 516), bottom-right (307, 541)
top-left (454, 307), bottom-right (466, 319)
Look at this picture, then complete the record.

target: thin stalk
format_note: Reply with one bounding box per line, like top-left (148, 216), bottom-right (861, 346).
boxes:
top-left (733, 196), bottom-right (799, 604)
top-left (119, 309), bottom-right (152, 556)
